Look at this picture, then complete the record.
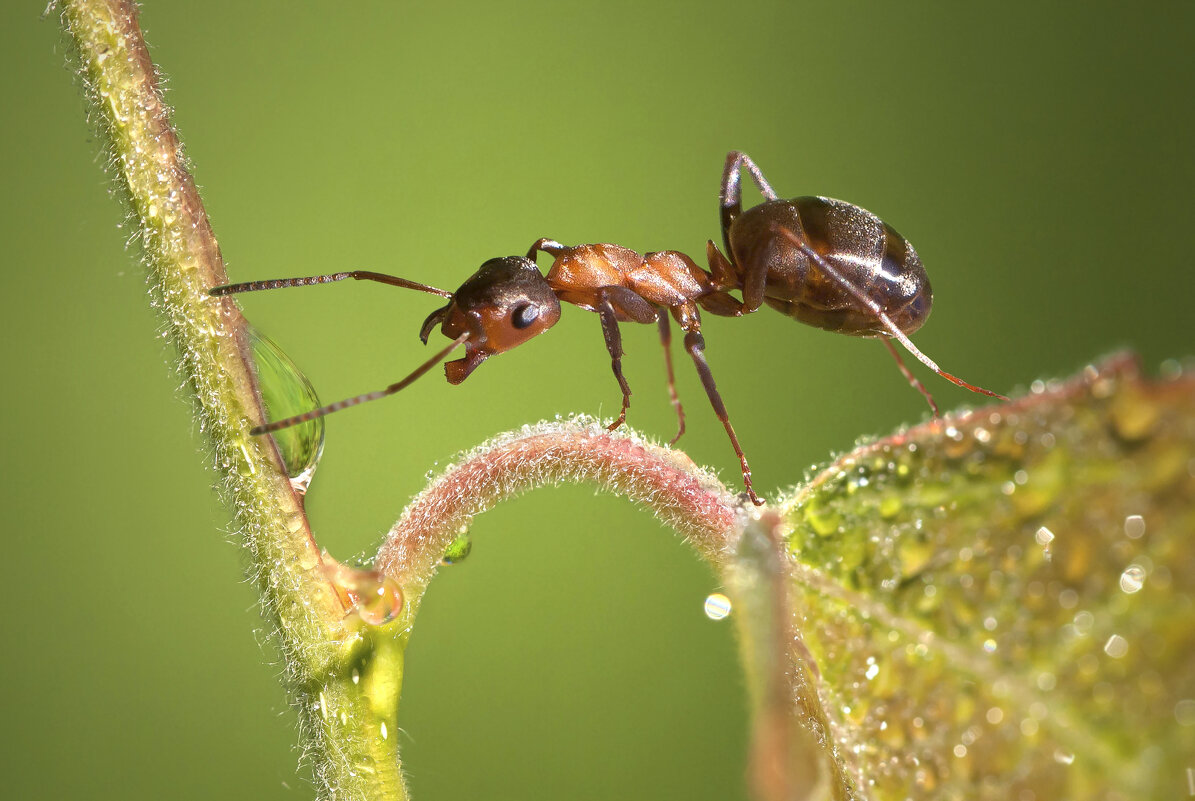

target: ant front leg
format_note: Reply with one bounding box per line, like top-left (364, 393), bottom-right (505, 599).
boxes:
top-left (595, 294), bottom-right (632, 431)
top-left (719, 151), bottom-right (780, 259)
top-left (593, 287), bottom-right (657, 432)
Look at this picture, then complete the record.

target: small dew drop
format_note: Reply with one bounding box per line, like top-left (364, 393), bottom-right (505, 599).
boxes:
top-left (703, 593), bottom-right (732, 621)
top-left (986, 707), bottom-right (1003, 725)
top-left (1175, 699), bottom-right (1195, 727)
top-left (865, 663), bottom-right (880, 680)
top-left (1014, 469), bottom-right (1029, 485)
top-left (1119, 565), bottom-right (1146, 594)
top-left (1124, 514), bottom-right (1146, 539)
top-left (1103, 634), bottom-right (1129, 659)
top-left (1035, 526), bottom-right (1055, 546)
top-left (953, 744), bottom-right (967, 758)
top-left (249, 327), bottom-right (325, 492)
top-left (983, 639), bottom-right (997, 653)
top-left (1030, 379), bottom-right (1046, 394)
top-left (1054, 749), bottom-right (1075, 765)
top-left (351, 668), bottom-right (360, 685)
top-left (441, 521), bottom-right (474, 566)
top-left (380, 721), bottom-right (389, 740)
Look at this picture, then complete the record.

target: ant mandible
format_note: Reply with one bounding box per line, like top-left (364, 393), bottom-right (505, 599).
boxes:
top-left (210, 151), bottom-right (1006, 506)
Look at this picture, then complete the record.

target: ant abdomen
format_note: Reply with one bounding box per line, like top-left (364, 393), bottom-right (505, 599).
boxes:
top-left (728, 196), bottom-right (932, 337)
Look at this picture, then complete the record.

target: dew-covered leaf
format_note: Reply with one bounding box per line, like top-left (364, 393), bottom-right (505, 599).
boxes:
top-left (766, 354), bottom-right (1194, 800)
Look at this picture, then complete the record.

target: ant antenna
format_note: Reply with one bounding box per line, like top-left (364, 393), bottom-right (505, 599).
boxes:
top-left (210, 270), bottom-right (453, 299)
top-left (251, 332), bottom-right (470, 434)
top-left (769, 224), bottom-right (1008, 403)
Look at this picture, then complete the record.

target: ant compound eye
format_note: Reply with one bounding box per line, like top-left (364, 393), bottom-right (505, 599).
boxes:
top-left (511, 302), bottom-right (539, 330)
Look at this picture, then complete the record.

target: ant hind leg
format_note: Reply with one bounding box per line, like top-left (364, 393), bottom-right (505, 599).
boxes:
top-left (719, 151), bottom-right (780, 259)
top-left (680, 320), bottom-right (762, 506)
top-left (769, 224), bottom-right (1008, 405)
top-left (880, 336), bottom-right (940, 418)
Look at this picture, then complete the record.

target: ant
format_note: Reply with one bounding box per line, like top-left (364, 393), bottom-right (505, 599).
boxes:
top-left (211, 151), bottom-right (1006, 505)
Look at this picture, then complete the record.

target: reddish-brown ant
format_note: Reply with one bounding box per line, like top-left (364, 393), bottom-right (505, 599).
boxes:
top-left (211, 151), bottom-right (1006, 505)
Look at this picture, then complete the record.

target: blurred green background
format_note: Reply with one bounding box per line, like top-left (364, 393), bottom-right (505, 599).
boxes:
top-left (4, 2), bottom-right (1192, 799)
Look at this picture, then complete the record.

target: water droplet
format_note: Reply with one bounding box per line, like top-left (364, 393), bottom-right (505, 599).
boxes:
top-left (1119, 564), bottom-right (1146, 594)
top-left (1175, 699), bottom-right (1195, 726)
top-left (1124, 514), bottom-right (1146, 539)
top-left (1054, 749), bottom-right (1075, 765)
top-left (703, 592), bottom-right (732, 620)
top-left (379, 721), bottom-right (389, 740)
top-left (441, 520), bottom-right (473, 565)
top-left (1103, 633), bottom-right (1128, 658)
top-left (986, 707), bottom-right (1003, 724)
top-left (351, 668), bottom-right (360, 685)
top-left (249, 326), bottom-right (325, 494)
top-left (354, 575), bottom-right (404, 626)
top-left (1034, 526), bottom-right (1055, 546)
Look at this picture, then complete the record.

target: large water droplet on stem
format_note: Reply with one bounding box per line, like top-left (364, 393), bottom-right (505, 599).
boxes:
top-left (249, 326), bottom-right (325, 493)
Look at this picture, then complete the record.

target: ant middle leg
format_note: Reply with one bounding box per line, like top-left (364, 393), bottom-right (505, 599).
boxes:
top-left (655, 311), bottom-right (685, 444)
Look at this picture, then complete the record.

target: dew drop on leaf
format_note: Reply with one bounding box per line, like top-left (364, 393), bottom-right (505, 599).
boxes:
top-left (248, 326), bottom-right (325, 493)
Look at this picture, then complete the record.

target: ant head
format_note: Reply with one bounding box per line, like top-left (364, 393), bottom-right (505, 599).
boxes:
top-left (420, 256), bottom-right (561, 384)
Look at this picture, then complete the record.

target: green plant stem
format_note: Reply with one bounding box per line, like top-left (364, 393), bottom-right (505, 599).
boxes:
top-left (61, 4), bottom-right (757, 799)
top-left (58, 2), bottom-right (402, 798)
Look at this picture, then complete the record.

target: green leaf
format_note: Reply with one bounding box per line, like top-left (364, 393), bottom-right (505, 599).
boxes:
top-left (765, 354), bottom-right (1195, 799)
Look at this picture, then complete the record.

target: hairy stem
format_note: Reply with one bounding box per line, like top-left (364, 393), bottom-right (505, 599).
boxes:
top-left (376, 419), bottom-right (745, 604)
top-left (61, 4), bottom-right (751, 799)
top-left (58, 1), bottom-right (396, 797)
